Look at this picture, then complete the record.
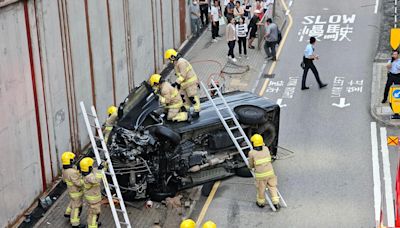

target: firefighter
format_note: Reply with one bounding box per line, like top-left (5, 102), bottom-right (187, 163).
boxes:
top-left (61, 151), bottom-right (84, 228)
top-left (79, 157), bottom-right (105, 228)
top-left (149, 74), bottom-right (188, 122)
top-left (104, 105), bottom-right (118, 143)
top-left (164, 49), bottom-right (201, 118)
top-left (180, 219), bottom-right (196, 228)
top-left (202, 220), bottom-right (217, 228)
top-left (248, 134), bottom-right (280, 210)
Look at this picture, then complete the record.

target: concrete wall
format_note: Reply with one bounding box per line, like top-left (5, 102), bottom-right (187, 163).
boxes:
top-left (0, 0), bottom-right (191, 226)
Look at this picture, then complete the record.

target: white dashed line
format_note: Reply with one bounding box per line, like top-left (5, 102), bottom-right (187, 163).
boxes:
top-left (370, 122), bottom-right (381, 226)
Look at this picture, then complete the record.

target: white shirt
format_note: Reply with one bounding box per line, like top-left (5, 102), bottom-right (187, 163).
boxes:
top-left (236, 24), bottom-right (248, 37)
top-left (389, 59), bottom-right (400, 74)
top-left (304, 44), bottom-right (314, 58)
top-left (211, 6), bottom-right (219, 22)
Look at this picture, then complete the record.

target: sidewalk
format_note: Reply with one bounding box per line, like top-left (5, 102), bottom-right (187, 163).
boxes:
top-left (371, 0), bottom-right (400, 126)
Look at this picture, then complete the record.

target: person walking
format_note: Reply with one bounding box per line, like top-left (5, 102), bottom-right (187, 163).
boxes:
top-left (264, 18), bottom-right (278, 61)
top-left (61, 152), bottom-right (84, 228)
top-left (210, 0), bottom-right (221, 42)
top-left (190, 1), bottom-right (201, 37)
top-left (382, 50), bottom-right (400, 103)
top-left (248, 134), bottom-right (280, 210)
top-left (226, 17), bottom-right (237, 62)
top-left (149, 74), bottom-right (188, 121)
top-left (164, 49), bottom-right (201, 118)
top-left (236, 17), bottom-right (248, 58)
top-left (80, 157), bottom-right (105, 228)
top-left (199, 0), bottom-right (209, 27)
top-left (301, 37), bottom-right (328, 90)
top-left (247, 10), bottom-right (261, 49)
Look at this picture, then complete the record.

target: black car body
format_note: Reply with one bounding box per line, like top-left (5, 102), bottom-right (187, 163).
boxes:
top-left (108, 82), bottom-right (280, 201)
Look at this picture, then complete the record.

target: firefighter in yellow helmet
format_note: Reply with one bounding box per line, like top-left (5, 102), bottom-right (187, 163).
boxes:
top-left (103, 105), bottom-right (118, 143)
top-left (61, 151), bottom-right (84, 228)
top-left (248, 134), bottom-right (280, 210)
top-left (79, 157), bottom-right (105, 228)
top-left (180, 219), bottom-right (196, 228)
top-left (164, 49), bottom-right (201, 118)
top-left (203, 220), bottom-right (217, 228)
top-left (149, 74), bottom-right (188, 122)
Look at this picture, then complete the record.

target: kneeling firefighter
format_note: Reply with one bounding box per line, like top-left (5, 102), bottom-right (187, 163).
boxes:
top-left (164, 49), bottom-right (201, 118)
top-left (248, 134), bottom-right (280, 209)
top-left (79, 157), bottom-right (105, 228)
top-left (61, 151), bottom-right (84, 228)
top-left (149, 74), bottom-right (188, 122)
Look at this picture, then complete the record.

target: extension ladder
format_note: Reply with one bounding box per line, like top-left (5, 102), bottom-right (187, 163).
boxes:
top-left (200, 80), bottom-right (287, 211)
top-left (80, 102), bottom-right (131, 228)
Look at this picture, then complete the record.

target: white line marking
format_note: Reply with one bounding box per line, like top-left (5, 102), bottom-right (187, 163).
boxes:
top-left (276, 98), bottom-right (287, 108)
top-left (380, 127), bottom-right (395, 227)
top-left (288, 0), bottom-right (293, 8)
top-left (374, 0), bottom-right (379, 14)
top-left (252, 63), bottom-right (267, 93)
top-left (371, 122), bottom-right (381, 226)
top-left (285, 10), bottom-right (290, 16)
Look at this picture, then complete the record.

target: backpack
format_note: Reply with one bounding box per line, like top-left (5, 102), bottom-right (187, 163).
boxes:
top-left (277, 28), bottom-right (282, 44)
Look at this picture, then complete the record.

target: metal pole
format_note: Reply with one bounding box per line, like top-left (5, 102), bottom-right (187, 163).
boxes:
top-left (273, 0), bottom-right (276, 19)
top-left (396, 0), bottom-right (398, 28)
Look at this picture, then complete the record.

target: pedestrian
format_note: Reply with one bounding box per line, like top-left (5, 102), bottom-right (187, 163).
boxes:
top-left (264, 18), bottom-right (278, 61)
top-left (301, 37), bottom-right (328, 90)
top-left (61, 151), bottom-right (84, 228)
top-left (210, 0), bottom-right (221, 42)
top-left (103, 105), bottom-right (118, 143)
top-left (164, 49), bottom-right (201, 118)
top-left (247, 10), bottom-right (261, 49)
top-left (226, 17), bottom-right (237, 62)
top-left (248, 134), bottom-right (280, 210)
top-left (199, 0), bottom-right (209, 27)
top-left (149, 74), bottom-right (188, 122)
top-left (236, 17), bottom-right (248, 58)
top-left (225, 0), bottom-right (235, 19)
top-left (254, 0), bottom-right (264, 20)
top-left (243, 0), bottom-right (252, 21)
top-left (233, 1), bottom-right (244, 21)
top-left (382, 50), bottom-right (400, 103)
top-left (264, 0), bottom-right (274, 19)
top-left (190, 1), bottom-right (201, 37)
top-left (80, 157), bottom-right (105, 228)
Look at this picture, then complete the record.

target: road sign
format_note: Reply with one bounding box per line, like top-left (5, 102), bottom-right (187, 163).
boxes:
top-left (389, 85), bottom-right (400, 117)
top-left (388, 136), bottom-right (399, 146)
top-left (391, 28), bottom-right (400, 50)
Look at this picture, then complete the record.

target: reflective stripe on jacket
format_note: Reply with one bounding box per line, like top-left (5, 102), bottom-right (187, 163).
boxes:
top-left (83, 169), bottom-right (103, 204)
top-left (248, 146), bottom-right (275, 180)
top-left (174, 58), bottom-right (198, 89)
top-left (62, 167), bottom-right (83, 197)
top-left (159, 82), bottom-right (183, 109)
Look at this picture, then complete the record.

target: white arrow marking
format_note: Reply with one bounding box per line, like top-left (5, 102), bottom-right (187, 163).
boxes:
top-left (332, 97), bottom-right (350, 108)
top-left (277, 98), bottom-right (287, 108)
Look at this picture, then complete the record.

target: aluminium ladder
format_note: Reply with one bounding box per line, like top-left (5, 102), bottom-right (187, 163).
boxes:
top-left (200, 80), bottom-right (287, 211)
top-left (80, 102), bottom-right (131, 228)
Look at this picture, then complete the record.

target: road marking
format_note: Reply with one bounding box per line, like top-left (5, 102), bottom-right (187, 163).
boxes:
top-left (288, 0), bottom-right (293, 8)
top-left (252, 63), bottom-right (267, 93)
top-left (374, 0), bottom-right (379, 14)
top-left (331, 97), bottom-right (350, 108)
top-left (277, 98), bottom-right (287, 107)
top-left (380, 127), bottom-right (395, 227)
top-left (196, 181), bottom-right (221, 225)
top-left (370, 122), bottom-right (381, 226)
top-left (258, 0), bottom-right (293, 96)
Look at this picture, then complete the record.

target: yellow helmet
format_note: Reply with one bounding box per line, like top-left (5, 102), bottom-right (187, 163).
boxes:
top-left (79, 157), bottom-right (94, 172)
top-left (107, 105), bottom-right (117, 116)
top-left (180, 219), bottom-right (196, 228)
top-left (164, 49), bottom-right (178, 60)
top-left (149, 74), bottom-right (162, 87)
top-left (250, 134), bottom-right (264, 147)
top-left (202, 220), bottom-right (217, 228)
top-left (61, 151), bottom-right (75, 165)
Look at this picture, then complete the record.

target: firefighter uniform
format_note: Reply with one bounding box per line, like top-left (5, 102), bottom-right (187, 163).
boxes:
top-left (248, 134), bottom-right (280, 209)
top-left (61, 152), bottom-right (83, 227)
top-left (149, 74), bottom-right (188, 122)
top-left (104, 105), bottom-right (118, 143)
top-left (164, 49), bottom-right (201, 116)
top-left (80, 157), bottom-right (104, 228)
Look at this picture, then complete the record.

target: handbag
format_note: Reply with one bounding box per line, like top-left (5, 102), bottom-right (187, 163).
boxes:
top-left (300, 61), bottom-right (305, 69)
top-left (219, 17), bottom-right (226, 25)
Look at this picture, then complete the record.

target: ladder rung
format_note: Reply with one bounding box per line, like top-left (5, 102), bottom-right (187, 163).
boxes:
top-left (86, 113), bottom-right (96, 118)
top-left (223, 117), bottom-right (232, 121)
top-left (229, 126), bottom-right (239, 130)
top-left (109, 183), bottom-right (117, 189)
top-left (94, 136), bottom-right (102, 140)
top-left (235, 136), bottom-right (245, 140)
top-left (112, 196), bottom-right (122, 201)
top-left (104, 171), bottom-right (113, 176)
top-left (119, 222), bottom-right (129, 225)
top-left (241, 146), bottom-right (251, 150)
top-left (115, 208), bottom-right (126, 213)
top-left (218, 106), bottom-right (228, 111)
top-left (209, 87), bottom-right (218, 92)
top-left (90, 124), bottom-right (97, 128)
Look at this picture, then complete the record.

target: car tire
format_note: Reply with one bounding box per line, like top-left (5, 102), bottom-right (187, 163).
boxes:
top-left (153, 125), bottom-right (181, 145)
top-left (150, 191), bottom-right (176, 202)
top-left (235, 166), bottom-right (253, 178)
top-left (234, 105), bottom-right (267, 125)
top-left (201, 181), bottom-right (215, 197)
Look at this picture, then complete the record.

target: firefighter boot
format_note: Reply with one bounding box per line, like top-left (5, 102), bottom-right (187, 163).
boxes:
top-left (256, 202), bottom-right (265, 208)
top-left (273, 203), bottom-right (281, 212)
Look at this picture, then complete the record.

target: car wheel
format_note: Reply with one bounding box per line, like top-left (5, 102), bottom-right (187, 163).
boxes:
top-left (201, 181), bottom-right (215, 197)
top-left (235, 166), bottom-right (253, 178)
top-left (234, 105), bottom-right (267, 125)
top-left (152, 125), bottom-right (181, 145)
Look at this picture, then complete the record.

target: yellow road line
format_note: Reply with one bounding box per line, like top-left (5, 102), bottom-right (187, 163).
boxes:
top-left (195, 0), bottom-right (293, 224)
top-left (258, 0), bottom-right (294, 96)
top-left (196, 181), bottom-right (221, 225)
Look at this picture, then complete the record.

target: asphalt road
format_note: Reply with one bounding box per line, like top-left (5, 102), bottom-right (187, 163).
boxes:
top-left (194, 0), bottom-right (389, 227)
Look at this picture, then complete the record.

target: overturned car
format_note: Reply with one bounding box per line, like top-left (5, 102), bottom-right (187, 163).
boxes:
top-left (107, 81), bottom-right (280, 201)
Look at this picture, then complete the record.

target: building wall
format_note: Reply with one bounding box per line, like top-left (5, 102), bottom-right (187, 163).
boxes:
top-left (0, 0), bottom-right (192, 226)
